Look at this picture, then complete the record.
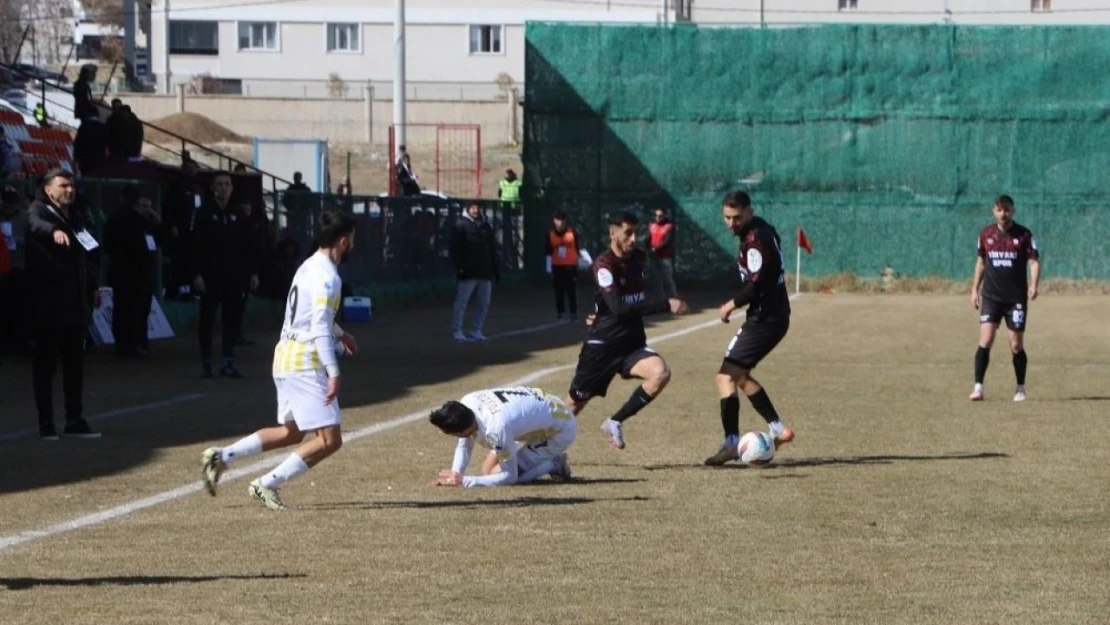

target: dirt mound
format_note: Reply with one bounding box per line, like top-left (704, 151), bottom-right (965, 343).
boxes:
top-left (144, 112), bottom-right (248, 144)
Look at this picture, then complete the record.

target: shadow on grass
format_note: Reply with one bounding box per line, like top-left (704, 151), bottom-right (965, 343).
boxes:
top-left (0, 572), bottom-right (306, 591)
top-left (642, 451), bottom-right (1009, 472)
top-left (303, 494), bottom-right (651, 511)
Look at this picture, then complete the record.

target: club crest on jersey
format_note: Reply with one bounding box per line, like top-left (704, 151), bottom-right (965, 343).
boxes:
top-left (987, 238), bottom-right (995, 245)
top-left (484, 432), bottom-right (502, 450)
top-left (746, 249), bottom-right (763, 273)
top-left (1012, 239), bottom-right (1018, 245)
top-left (597, 268), bottom-right (614, 288)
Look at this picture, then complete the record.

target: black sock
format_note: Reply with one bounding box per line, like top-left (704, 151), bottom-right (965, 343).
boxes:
top-left (1013, 349), bottom-right (1027, 385)
top-left (974, 346), bottom-right (990, 384)
top-left (747, 388), bottom-right (781, 424)
top-left (610, 387), bottom-right (654, 423)
top-left (720, 393), bottom-right (740, 439)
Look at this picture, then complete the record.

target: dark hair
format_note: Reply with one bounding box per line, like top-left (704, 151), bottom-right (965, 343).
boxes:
top-left (655, 207), bottom-right (668, 214)
top-left (607, 210), bottom-right (639, 227)
top-left (429, 401), bottom-right (476, 434)
top-left (212, 171), bottom-right (232, 183)
top-left (994, 194), bottom-right (1014, 209)
top-left (722, 191), bottom-right (752, 209)
top-left (552, 209), bottom-right (568, 220)
top-left (42, 168), bottom-right (74, 188)
top-left (315, 208), bottom-right (357, 248)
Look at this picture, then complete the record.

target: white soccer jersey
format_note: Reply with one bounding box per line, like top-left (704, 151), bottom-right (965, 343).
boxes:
top-left (272, 251), bottom-right (342, 377)
top-left (451, 387), bottom-right (576, 487)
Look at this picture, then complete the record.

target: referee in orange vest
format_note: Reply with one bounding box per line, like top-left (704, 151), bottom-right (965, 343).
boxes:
top-left (545, 210), bottom-right (590, 322)
top-left (649, 207), bottom-right (678, 300)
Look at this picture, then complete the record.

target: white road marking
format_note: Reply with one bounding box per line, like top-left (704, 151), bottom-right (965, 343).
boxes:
top-left (0, 295), bottom-right (799, 552)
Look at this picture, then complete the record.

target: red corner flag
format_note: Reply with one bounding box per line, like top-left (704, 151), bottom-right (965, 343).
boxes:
top-left (797, 227), bottom-right (813, 254)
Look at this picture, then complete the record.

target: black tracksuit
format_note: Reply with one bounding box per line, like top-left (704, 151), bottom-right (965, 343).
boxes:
top-left (25, 198), bottom-right (99, 429)
top-left (190, 199), bottom-right (256, 366)
top-left (104, 207), bottom-right (161, 355)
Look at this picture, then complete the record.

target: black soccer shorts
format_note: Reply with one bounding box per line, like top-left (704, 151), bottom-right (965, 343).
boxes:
top-left (979, 297), bottom-right (1028, 332)
top-left (723, 318), bottom-right (790, 370)
top-left (568, 342), bottom-right (659, 401)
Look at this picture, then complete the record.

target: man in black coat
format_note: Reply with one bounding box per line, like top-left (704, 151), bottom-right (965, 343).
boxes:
top-left (190, 172), bottom-right (259, 378)
top-left (25, 169), bottom-right (102, 439)
top-left (104, 187), bottom-right (161, 358)
top-left (449, 203), bottom-right (499, 343)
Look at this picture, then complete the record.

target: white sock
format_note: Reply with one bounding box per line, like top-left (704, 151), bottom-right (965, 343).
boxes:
top-left (221, 433), bottom-right (262, 464)
top-left (260, 453), bottom-right (309, 489)
top-left (768, 420), bottom-right (785, 438)
top-left (974, 383), bottom-right (984, 391)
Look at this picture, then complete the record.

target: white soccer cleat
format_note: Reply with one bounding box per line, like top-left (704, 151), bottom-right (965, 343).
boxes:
top-left (969, 384), bottom-right (984, 402)
top-left (600, 419), bottom-right (626, 450)
top-left (200, 447), bottom-right (226, 496)
top-left (549, 453), bottom-right (573, 482)
top-left (249, 479), bottom-right (289, 511)
top-left (1013, 386), bottom-right (1027, 402)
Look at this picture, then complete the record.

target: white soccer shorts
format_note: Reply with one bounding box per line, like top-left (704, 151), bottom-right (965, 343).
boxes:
top-left (273, 369), bottom-right (341, 431)
top-left (516, 418), bottom-right (578, 474)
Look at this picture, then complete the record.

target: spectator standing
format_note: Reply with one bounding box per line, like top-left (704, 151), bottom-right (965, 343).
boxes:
top-left (164, 158), bottom-right (204, 299)
top-left (25, 169), bottom-right (101, 439)
top-left (72, 64), bottom-right (107, 175)
top-left (498, 169), bottom-right (522, 208)
top-left (33, 102), bottom-right (48, 128)
top-left (104, 188), bottom-right (161, 358)
top-left (544, 210), bottom-right (588, 322)
top-left (396, 149), bottom-right (421, 197)
top-left (648, 207), bottom-right (679, 300)
top-left (450, 203), bottom-right (499, 343)
top-left (236, 197), bottom-right (269, 346)
top-left (191, 172), bottom-right (259, 378)
top-left (106, 99), bottom-right (126, 162)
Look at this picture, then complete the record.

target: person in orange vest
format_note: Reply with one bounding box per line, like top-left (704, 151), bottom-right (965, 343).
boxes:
top-left (648, 207), bottom-right (678, 300)
top-left (545, 210), bottom-right (591, 322)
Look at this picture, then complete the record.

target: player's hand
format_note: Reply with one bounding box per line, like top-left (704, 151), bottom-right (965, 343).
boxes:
top-left (430, 470), bottom-right (463, 487)
top-left (53, 230), bottom-right (70, 246)
top-left (1028, 284), bottom-right (1038, 301)
top-left (339, 332), bottom-right (358, 356)
top-left (668, 298), bottom-right (690, 315)
top-left (193, 275), bottom-right (206, 293)
top-left (324, 376), bottom-right (340, 406)
top-left (718, 300), bottom-right (736, 323)
top-left (970, 291), bottom-right (980, 310)
top-left (584, 313), bottom-right (596, 326)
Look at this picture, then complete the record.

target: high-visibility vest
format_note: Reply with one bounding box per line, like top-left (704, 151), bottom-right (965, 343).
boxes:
top-left (548, 228), bottom-right (578, 267)
top-left (33, 106), bottom-right (46, 124)
top-left (649, 221), bottom-right (675, 258)
top-left (499, 178), bottom-right (522, 203)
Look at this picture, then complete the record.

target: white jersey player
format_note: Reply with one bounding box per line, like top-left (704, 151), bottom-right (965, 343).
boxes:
top-left (429, 387), bottom-right (577, 487)
top-left (199, 209), bottom-right (359, 510)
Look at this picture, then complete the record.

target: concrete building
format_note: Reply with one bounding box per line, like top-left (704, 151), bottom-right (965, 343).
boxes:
top-left (145, 0), bottom-right (1104, 98)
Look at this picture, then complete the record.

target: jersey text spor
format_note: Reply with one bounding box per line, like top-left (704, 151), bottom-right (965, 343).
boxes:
top-left (977, 222), bottom-right (1038, 303)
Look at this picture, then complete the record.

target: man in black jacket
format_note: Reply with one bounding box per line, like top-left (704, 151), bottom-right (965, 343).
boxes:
top-left (450, 203), bottom-right (499, 343)
top-left (104, 187), bottom-right (161, 358)
top-left (26, 169), bottom-right (101, 439)
top-left (191, 172), bottom-right (259, 378)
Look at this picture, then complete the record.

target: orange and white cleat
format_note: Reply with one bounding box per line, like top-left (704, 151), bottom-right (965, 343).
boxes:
top-left (969, 384), bottom-right (985, 402)
top-left (772, 426), bottom-right (795, 450)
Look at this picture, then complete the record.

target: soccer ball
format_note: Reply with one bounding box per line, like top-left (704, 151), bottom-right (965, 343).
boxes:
top-left (737, 431), bottom-right (776, 466)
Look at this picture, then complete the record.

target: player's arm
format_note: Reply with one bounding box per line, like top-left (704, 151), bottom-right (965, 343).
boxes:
top-left (1027, 236), bottom-right (1041, 300)
top-left (596, 258), bottom-right (672, 317)
top-left (309, 277), bottom-right (342, 379)
top-left (544, 235), bottom-right (554, 274)
top-left (461, 445), bottom-right (518, 488)
top-left (730, 230), bottom-right (780, 309)
top-left (971, 233), bottom-right (986, 308)
top-left (451, 436), bottom-right (475, 474)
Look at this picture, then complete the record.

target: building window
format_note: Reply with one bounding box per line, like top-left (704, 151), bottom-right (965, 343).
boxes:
top-left (238, 22), bottom-right (278, 51)
top-left (1031, 0), bottom-right (1051, 11)
top-left (838, 0), bottom-right (858, 10)
top-left (169, 20), bottom-right (218, 55)
top-left (327, 23), bottom-right (360, 52)
top-left (469, 25), bottom-right (502, 55)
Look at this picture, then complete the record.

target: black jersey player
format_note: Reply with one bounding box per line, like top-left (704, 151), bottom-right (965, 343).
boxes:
top-left (565, 210), bottom-right (689, 450)
top-left (705, 191), bottom-right (795, 466)
top-left (970, 194), bottom-right (1040, 402)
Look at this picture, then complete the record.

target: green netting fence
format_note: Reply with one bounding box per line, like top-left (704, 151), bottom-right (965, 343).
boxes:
top-left (523, 23), bottom-right (1110, 284)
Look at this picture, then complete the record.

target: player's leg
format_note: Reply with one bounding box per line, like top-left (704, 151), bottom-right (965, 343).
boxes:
top-left (553, 267), bottom-right (567, 320)
top-left (201, 376), bottom-right (307, 495)
top-left (600, 351), bottom-right (670, 450)
top-left (566, 269), bottom-right (578, 321)
top-left (218, 286), bottom-right (245, 378)
top-left (467, 279), bottom-right (492, 341)
top-left (249, 424), bottom-right (342, 510)
top-left (565, 343), bottom-right (617, 417)
top-left (706, 322), bottom-right (791, 466)
top-left (972, 299), bottom-right (1002, 400)
top-left (1005, 303), bottom-right (1028, 401)
top-left (197, 290), bottom-right (219, 377)
top-left (451, 279), bottom-right (477, 342)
